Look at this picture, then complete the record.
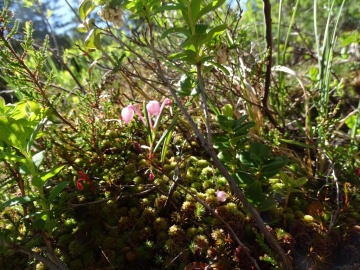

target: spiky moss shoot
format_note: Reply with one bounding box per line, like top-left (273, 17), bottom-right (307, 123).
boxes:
top-left (168, 225), bottom-right (186, 240)
top-left (58, 234), bottom-right (73, 248)
top-left (157, 231), bottom-right (169, 244)
top-left (163, 162), bottom-right (177, 172)
top-left (153, 217), bottom-right (169, 232)
top-left (205, 194), bottom-right (220, 207)
top-left (193, 234), bottom-right (209, 253)
top-left (133, 176), bottom-right (145, 184)
top-left (186, 227), bottom-right (199, 239)
top-left (164, 238), bottom-right (183, 256)
top-left (202, 180), bottom-right (214, 189)
top-left (185, 170), bottom-right (196, 181)
top-left (124, 163), bottom-right (137, 174)
top-left (268, 206), bottom-right (284, 221)
top-left (129, 207), bottom-right (140, 218)
top-left (68, 240), bottom-right (84, 257)
top-left (200, 166), bottom-right (214, 180)
top-left (101, 200), bottom-right (117, 216)
top-left (35, 262), bottom-right (45, 270)
top-left (64, 218), bottom-right (77, 228)
top-left (211, 229), bottom-right (227, 247)
top-left (118, 216), bottom-right (132, 230)
top-left (137, 226), bottom-right (153, 241)
top-left (141, 207), bottom-right (157, 223)
top-left (181, 201), bottom-right (196, 214)
top-left (197, 159), bottom-right (210, 167)
top-left (217, 176), bottom-right (227, 186)
top-left (141, 197), bottom-right (151, 207)
top-left (191, 182), bottom-right (202, 190)
top-left (154, 177), bottom-right (166, 185)
top-left (76, 194), bottom-right (87, 203)
top-left (138, 158), bottom-right (149, 167)
top-left (154, 195), bottom-right (168, 208)
top-left (195, 202), bottom-right (205, 219)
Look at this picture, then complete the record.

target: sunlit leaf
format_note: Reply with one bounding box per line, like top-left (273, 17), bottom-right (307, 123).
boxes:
top-left (79, 0), bottom-right (95, 21)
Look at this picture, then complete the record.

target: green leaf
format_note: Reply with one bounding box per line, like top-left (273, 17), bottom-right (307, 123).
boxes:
top-left (155, 3), bottom-right (182, 13)
top-left (196, 0), bottom-right (226, 21)
top-left (79, 0), bottom-right (95, 21)
top-left (250, 142), bottom-right (271, 160)
top-left (32, 165), bottom-right (65, 189)
top-left (85, 29), bottom-right (101, 50)
top-left (207, 60), bottom-right (230, 75)
top-left (213, 134), bottom-right (231, 150)
top-left (190, 0), bottom-right (202, 25)
top-left (154, 115), bottom-right (178, 154)
top-left (158, 116), bottom-right (178, 162)
top-left (32, 150), bottom-right (45, 170)
top-left (234, 121), bottom-right (254, 136)
top-left (221, 104), bottom-right (233, 117)
top-left (280, 139), bottom-right (315, 149)
top-left (202, 24), bottom-right (227, 45)
top-left (169, 50), bottom-right (197, 64)
top-left (0, 116), bottom-right (27, 154)
top-left (217, 115), bottom-right (234, 131)
top-left (177, 75), bottom-right (195, 96)
top-left (233, 171), bottom-right (254, 185)
top-left (234, 115), bottom-right (249, 128)
top-left (161, 27), bottom-right (191, 39)
top-left (26, 117), bottom-right (47, 154)
top-left (260, 199), bottom-right (277, 211)
top-left (0, 195), bottom-right (36, 211)
top-left (0, 97), bottom-right (5, 113)
top-left (246, 181), bottom-right (264, 204)
top-left (0, 151), bottom-right (26, 163)
top-left (261, 156), bottom-right (288, 178)
top-left (48, 181), bottom-right (69, 203)
top-left (218, 150), bottom-right (233, 163)
top-left (195, 24), bottom-right (209, 34)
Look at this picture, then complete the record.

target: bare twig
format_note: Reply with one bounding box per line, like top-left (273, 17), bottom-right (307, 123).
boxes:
top-left (196, 62), bottom-right (213, 148)
top-left (262, 0), bottom-right (282, 131)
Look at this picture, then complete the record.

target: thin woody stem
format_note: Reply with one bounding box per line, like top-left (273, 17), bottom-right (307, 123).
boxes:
top-left (146, 19), bottom-right (293, 270)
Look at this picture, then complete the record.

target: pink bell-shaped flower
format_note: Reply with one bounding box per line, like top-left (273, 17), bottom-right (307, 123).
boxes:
top-left (215, 190), bottom-right (227, 202)
top-left (146, 100), bottom-right (161, 116)
top-left (121, 106), bottom-right (134, 123)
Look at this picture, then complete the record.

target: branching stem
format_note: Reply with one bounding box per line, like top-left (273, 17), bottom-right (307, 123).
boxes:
top-left (146, 19), bottom-right (293, 270)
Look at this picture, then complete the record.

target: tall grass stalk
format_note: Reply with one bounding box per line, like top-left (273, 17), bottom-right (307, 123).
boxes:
top-left (276, 0), bottom-right (300, 118)
top-left (314, 0), bottom-right (345, 119)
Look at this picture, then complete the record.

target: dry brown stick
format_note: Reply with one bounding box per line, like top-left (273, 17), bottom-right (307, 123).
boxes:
top-left (261, 0), bottom-right (283, 132)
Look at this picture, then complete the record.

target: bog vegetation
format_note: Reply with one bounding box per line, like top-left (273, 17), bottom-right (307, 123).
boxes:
top-left (0, 0), bottom-right (359, 269)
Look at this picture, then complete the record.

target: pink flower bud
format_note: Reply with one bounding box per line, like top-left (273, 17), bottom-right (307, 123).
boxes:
top-left (216, 191), bottom-right (227, 202)
top-left (146, 100), bottom-right (161, 116)
top-left (149, 170), bottom-right (155, 181)
top-left (164, 98), bottom-right (172, 106)
top-left (121, 106), bottom-right (134, 123)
